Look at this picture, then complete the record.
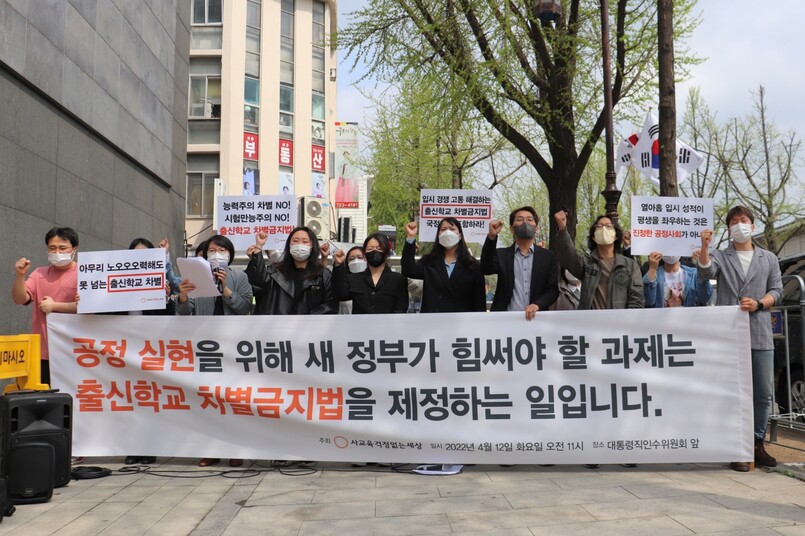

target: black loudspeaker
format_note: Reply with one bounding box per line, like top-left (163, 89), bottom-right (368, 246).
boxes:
top-left (0, 391), bottom-right (72, 504)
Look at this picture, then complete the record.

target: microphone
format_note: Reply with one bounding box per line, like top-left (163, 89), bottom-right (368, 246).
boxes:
top-left (209, 259), bottom-right (224, 294)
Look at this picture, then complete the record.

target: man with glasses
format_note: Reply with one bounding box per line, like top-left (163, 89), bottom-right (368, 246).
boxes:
top-left (481, 206), bottom-right (559, 319)
top-left (12, 227), bottom-right (80, 385)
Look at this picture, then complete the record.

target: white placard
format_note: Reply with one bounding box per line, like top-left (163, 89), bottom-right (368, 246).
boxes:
top-left (215, 195), bottom-right (296, 251)
top-left (77, 249), bottom-right (166, 314)
top-left (175, 257), bottom-right (221, 299)
top-left (419, 189), bottom-right (493, 244)
top-left (49, 307), bottom-right (753, 464)
top-left (630, 196), bottom-right (714, 256)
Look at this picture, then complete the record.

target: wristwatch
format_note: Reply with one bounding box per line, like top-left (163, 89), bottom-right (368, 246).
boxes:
top-left (756, 299), bottom-right (765, 311)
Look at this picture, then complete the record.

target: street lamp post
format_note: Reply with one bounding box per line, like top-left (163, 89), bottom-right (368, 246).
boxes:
top-left (599, 0), bottom-right (621, 224)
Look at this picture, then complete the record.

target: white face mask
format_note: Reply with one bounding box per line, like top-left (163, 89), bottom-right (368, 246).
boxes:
top-left (593, 227), bottom-right (616, 246)
top-left (207, 252), bottom-right (230, 268)
top-left (438, 229), bottom-right (461, 248)
top-left (662, 256), bottom-right (680, 266)
top-left (48, 251), bottom-right (74, 268)
top-left (348, 259), bottom-right (367, 273)
top-left (730, 223), bottom-right (753, 244)
top-left (289, 244), bottom-right (312, 261)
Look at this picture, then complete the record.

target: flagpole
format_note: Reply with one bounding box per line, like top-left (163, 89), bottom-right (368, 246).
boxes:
top-left (599, 0), bottom-right (622, 224)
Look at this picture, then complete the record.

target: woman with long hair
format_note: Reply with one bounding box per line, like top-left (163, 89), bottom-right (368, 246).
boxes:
top-left (245, 227), bottom-right (336, 315)
top-left (400, 217), bottom-right (486, 313)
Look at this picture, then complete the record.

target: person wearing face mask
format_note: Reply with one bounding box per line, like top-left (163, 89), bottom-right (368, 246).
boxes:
top-left (12, 227), bottom-right (80, 385)
top-left (332, 233), bottom-right (408, 314)
top-left (176, 235), bottom-right (253, 318)
top-left (245, 227), bottom-right (336, 315)
top-left (698, 205), bottom-right (783, 472)
top-left (177, 235), bottom-right (251, 468)
top-left (554, 211), bottom-right (644, 310)
top-left (335, 246), bottom-right (365, 314)
top-left (401, 217), bottom-right (486, 313)
top-left (481, 206), bottom-right (559, 319)
top-left (643, 251), bottom-right (712, 308)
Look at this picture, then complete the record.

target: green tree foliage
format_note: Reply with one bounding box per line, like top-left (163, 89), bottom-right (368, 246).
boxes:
top-left (341, 0), bottom-right (700, 243)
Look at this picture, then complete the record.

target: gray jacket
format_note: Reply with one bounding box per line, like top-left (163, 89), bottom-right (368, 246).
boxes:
top-left (697, 243), bottom-right (782, 350)
top-left (554, 229), bottom-right (644, 310)
top-left (176, 266), bottom-right (253, 316)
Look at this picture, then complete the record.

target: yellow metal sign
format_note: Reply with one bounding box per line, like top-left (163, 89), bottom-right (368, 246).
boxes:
top-left (0, 334), bottom-right (48, 392)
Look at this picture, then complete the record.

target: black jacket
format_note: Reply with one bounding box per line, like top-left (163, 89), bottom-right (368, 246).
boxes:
top-left (401, 240), bottom-right (486, 313)
top-left (245, 252), bottom-right (336, 315)
top-left (333, 264), bottom-right (408, 314)
top-left (480, 237), bottom-right (559, 312)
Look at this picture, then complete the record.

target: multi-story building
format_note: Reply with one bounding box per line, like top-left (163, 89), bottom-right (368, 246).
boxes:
top-left (185, 0), bottom-right (338, 252)
top-left (0, 0), bottom-right (189, 335)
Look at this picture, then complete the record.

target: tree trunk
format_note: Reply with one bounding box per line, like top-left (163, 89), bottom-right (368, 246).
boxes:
top-left (658, 0), bottom-right (678, 197)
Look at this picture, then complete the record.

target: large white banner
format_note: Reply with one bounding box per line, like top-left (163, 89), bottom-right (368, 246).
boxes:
top-left (630, 195), bottom-right (714, 256)
top-left (215, 195), bottom-right (296, 251)
top-left (419, 189), bottom-right (493, 245)
top-left (48, 308), bottom-right (753, 464)
top-left (77, 249), bottom-right (166, 314)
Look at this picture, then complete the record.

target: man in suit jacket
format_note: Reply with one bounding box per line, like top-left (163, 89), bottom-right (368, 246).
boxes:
top-left (698, 205), bottom-right (783, 472)
top-left (481, 206), bottom-right (559, 319)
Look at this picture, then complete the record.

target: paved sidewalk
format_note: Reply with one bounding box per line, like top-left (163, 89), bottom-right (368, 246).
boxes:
top-left (2, 456), bottom-right (805, 536)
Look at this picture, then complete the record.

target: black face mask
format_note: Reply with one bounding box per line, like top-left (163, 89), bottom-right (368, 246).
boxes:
top-left (365, 251), bottom-right (386, 267)
top-left (514, 222), bottom-right (536, 239)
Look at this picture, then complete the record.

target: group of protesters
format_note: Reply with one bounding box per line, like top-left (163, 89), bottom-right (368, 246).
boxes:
top-left (11, 204), bottom-right (782, 472)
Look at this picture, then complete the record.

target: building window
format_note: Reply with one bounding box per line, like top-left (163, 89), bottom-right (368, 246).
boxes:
top-left (312, 120), bottom-right (325, 144)
top-left (189, 76), bottom-right (221, 119)
top-left (280, 86), bottom-right (294, 113)
top-left (187, 155), bottom-right (220, 218)
top-left (244, 77), bottom-right (259, 106)
top-left (280, 112), bottom-right (294, 137)
top-left (311, 93), bottom-right (325, 121)
top-left (192, 0), bottom-right (222, 25)
top-left (246, 0), bottom-right (261, 28)
top-left (245, 105), bottom-right (259, 131)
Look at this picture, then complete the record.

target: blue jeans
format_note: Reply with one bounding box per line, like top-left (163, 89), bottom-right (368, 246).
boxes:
top-left (752, 349), bottom-right (774, 439)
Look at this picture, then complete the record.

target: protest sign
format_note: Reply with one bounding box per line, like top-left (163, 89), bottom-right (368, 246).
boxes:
top-left (630, 196), bottom-right (714, 256)
top-left (419, 189), bottom-right (493, 244)
top-left (215, 195), bottom-right (295, 251)
top-left (77, 249), bottom-right (166, 314)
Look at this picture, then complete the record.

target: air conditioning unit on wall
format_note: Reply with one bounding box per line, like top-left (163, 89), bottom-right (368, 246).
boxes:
top-left (298, 197), bottom-right (331, 240)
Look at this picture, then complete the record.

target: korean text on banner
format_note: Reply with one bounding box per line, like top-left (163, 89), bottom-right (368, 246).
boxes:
top-left (48, 307), bottom-right (753, 464)
top-left (630, 196), bottom-right (714, 256)
top-left (419, 189), bottom-right (493, 245)
top-left (77, 249), bottom-right (166, 314)
top-left (215, 195), bottom-right (296, 251)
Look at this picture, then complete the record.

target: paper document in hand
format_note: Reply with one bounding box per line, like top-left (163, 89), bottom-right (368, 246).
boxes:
top-left (176, 257), bottom-right (221, 299)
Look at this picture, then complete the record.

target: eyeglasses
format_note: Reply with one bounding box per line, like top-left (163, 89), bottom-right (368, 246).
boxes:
top-left (594, 223), bottom-right (614, 230)
top-left (47, 245), bottom-right (73, 253)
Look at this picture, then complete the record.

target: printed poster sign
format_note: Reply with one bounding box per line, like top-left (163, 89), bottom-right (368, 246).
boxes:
top-left (77, 249), bottom-right (166, 314)
top-left (311, 145), bottom-right (326, 172)
top-left (630, 196), bottom-right (714, 256)
top-left (49, 307), bottom-right (753, 464)
top-left (334, 122), bottom-right (359, 208)
top-left (215, 195), bottom-right (295, 251)
top-left (243, 132), bottom-right (259, 160)
top-left (419, 189), bottom-right (493, 244)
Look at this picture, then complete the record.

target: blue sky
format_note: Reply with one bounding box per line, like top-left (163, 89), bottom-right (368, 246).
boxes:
top-left (335, 0), bottom-right (805, 161)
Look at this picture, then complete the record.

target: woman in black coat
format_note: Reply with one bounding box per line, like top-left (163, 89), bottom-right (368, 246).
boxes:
top-left (401, 217), bottom-right (486, 313)
top-left (333, 233), bottom-right (408, 314)
top-left (245, 227), bottom-right (336, 315)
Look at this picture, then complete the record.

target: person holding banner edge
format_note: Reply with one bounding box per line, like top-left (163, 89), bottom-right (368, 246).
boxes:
top-left (401, 218), bottom-right (486, 313)
top-left (481, 207), bottom-right (559, 319)
top-left (332, 233), bottom-right (408, 314)
top-left (245, 227), bottom-right (337, 315)
top-left (698, 206), bottom-right (782, 472)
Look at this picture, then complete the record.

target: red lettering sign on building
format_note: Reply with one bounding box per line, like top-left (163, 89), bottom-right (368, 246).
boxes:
top-left (279, 139), bottom-right (294, 167)
top-left (243, 133), bottom-right (259, 160)
top-left (311, 145), bottom-right (325, 172)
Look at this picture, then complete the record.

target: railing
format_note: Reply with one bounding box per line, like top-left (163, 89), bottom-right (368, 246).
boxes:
top-left (770, 274), bottom-right (805, 439)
